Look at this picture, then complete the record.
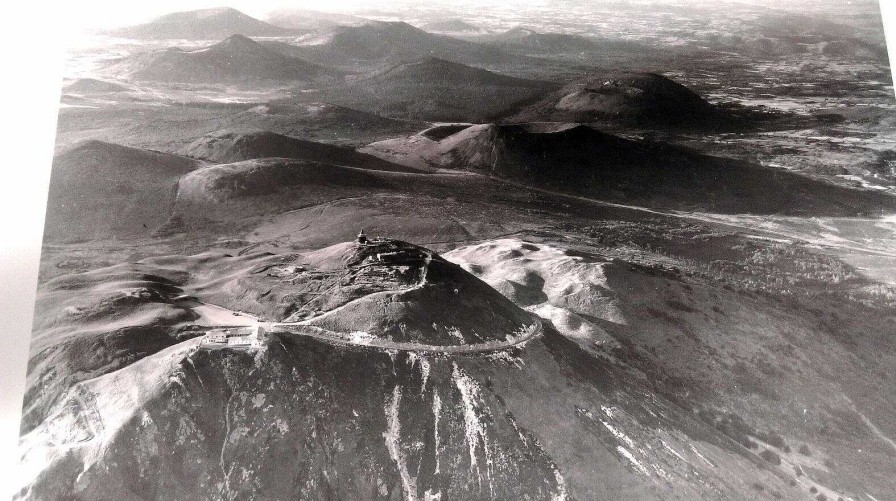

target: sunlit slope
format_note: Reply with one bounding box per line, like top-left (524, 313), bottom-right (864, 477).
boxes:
top-left (447, 238), bottom-right (896, 499)
top-left (178, 131), bottom-right (420, 172)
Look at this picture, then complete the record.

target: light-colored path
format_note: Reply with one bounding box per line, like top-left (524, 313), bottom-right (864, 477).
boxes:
top-left (194, 245), bottom-right (543, 354)
top-left (265, 317), bottom-right (543, 354)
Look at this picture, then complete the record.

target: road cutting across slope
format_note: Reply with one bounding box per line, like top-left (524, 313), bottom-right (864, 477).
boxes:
top-left (193, 243), bottom-right (543, 354)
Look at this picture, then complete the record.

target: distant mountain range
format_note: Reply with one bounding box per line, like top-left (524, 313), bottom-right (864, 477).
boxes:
top-left (54, 102), bottom-right (426, 152)
top-left (109, 7), bottom-right (301, 40)
top-left (264, 8), bottom-right (368, 30)
top-left (418, 18), bottom-right (484, 34)
top-left (285, 20), bottom-right (535, 72)
top-left (464, 27), bottom-right (677, 68)
top-left (112, 34), bottom-right (341, 84)
top-left (312, 57), bottom-right (555, 121)
top-left (365, 57), bottom-right (547, 88)
top-left (485, 27), bottom-right (618, 55)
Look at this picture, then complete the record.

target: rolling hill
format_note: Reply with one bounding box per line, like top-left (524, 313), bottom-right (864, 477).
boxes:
top-left (62, 78), bottom-right (130, 94)
top-left (178, 130), bottom-right (422, 172)
top-left (159, 158), bottom-right (406, 236)
top-left (503, 72), bottom-right (741, 130)
top-left (704, 33), bottom-right (889, 61)
top-left (264, 8), bottom-right (367, 30)
top-left (44, 141), bottom-right (201, 242)
top-left (176, 158), bottom-right (389, 205)
top-left (109, 7), bottom-right (300, 39)
top-left (494, 27), bottom-right (599, 49)
top-left (473, 27), bottom-right (675, 68)
top-left (361, 123), bottom-right (896, 216)
top-left (55, 102), bottom-right (426, 152)
top-left (419, 18), bottom-right (484, 34)
top-left (112, 34), bottom-right (340, 84)
top-left (314, 57), bottom-right (555, 121)
top-left (813, 38), bottom-right (889, 60)
top-left (281, 20), bottom-right (533, 72)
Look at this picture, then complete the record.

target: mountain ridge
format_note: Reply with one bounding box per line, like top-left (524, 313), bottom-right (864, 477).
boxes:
top-left (113, 34), bottom-right (341, 84)
top-left (109, 7), bottom-right (301, 39)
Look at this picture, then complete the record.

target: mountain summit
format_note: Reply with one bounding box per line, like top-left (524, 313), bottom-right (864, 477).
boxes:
top-left (110, 7), bottom-right (300, 39)
top-left (115, 35), bottom-right (340, 84)
top-left (289, 20), bottom-right (527, 71)
top-left (506, 72), bottom-right (738, 130)
top-left (316, 57), bottom-right (554, 121)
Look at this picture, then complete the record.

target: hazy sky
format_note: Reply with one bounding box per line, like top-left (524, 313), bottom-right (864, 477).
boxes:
top-left (52, 0), bottom-right (540, 29)
top-left (51, 0), bottom-right (878, 31)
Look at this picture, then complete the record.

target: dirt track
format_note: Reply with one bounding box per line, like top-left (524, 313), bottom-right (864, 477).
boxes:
top-left (267, 317), bottom-right (543, 354)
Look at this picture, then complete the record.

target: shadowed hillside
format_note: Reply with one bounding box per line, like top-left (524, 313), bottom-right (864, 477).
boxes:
top-left (277, 20), bottom-right (536, 72)
top-left (44, 141), bottom-right (200, 242)
top-left (504, 72), bottom-right (744, 130)
top-left (55, 102), bottom-right (425, 151)
top-left (310, 57), bottom-right (555, 121)
top-left (362, 123), bottom-right (896, 216)
top-left (178, 130), bottom-right (422, 172)
top-left (113, 35), bottom-right (341, 84)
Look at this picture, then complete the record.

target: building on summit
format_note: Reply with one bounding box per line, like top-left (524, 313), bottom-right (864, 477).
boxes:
top-left (201, 325), bottom-right (266, 349)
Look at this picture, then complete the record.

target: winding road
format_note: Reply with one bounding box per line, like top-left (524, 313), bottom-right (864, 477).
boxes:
top-left (266, 318), bottom-right (543, 354)
top-left (194, 244), bottom-right (544, 355)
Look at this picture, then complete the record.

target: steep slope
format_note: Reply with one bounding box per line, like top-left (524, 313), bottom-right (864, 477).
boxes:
top-left (114, 35), bottom-right (340, 84)
top-left (109, 7), bottom-right (300, 40)
top-left (18, 240), bottom-right (838, 500)
top-left (361, 123), bottom-right (896, 216)
top-left (446, 237), bottom-right (896, 501)
top-left (19, 263), bottom-right (201, 434)
top-left (18, 337), bottom-right (575, 501)
top-left (292, 240), bottom-right (540, 346)
top-left (19, 238), bottom-right (535, 435)
top-left (44, 141), bottom-right (200, 242)
top-left (177, 130), bottom-right (421, 172)
top-left (317, 57), bottom-right (555, 121)
top-left (504, 72), bottom-right (742, 130)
